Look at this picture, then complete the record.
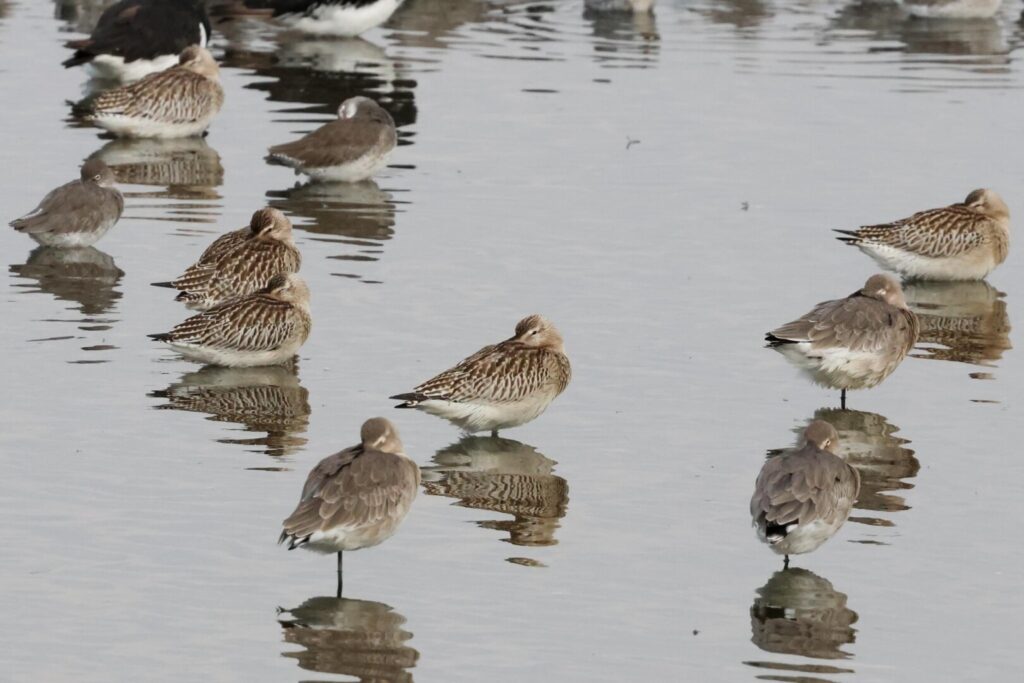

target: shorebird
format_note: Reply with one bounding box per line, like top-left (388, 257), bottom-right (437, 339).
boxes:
top-left (900, 0), bottom-right (1002, 19)
top-left (267, 97), bottom-right (397, 183)
top-left (62, 0), bottom-right (211, 82)
top-left (766, 274), bottom-right (919, 408)
top-left (10, 160), bottom-right (123, 248)
top-left (73, 46), bottom-right (224, 139)
top-left (585, 0), bottom-right (656, 12)
top-left (835, 189), bottom-right (1010, 281)
top-left (390, 315), bottom-right (572, 436)
top-left (148, 272), bottom-right (311, 367)
top-left (751, 421), bottom-right (861, 567)
top-left (153, 208), bottom-right (301, 310)
top-left (279, 418), bottom-right (419, 597)
top-left (231, 0), bottom-right (406, 37)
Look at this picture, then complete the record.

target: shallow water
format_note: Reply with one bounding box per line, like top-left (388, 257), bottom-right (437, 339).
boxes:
top-left (2, 1), bottom-right (1023, 681)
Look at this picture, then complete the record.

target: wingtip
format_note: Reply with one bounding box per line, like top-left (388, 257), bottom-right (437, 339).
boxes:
top-left (147, 332), bottom-right (171, 342)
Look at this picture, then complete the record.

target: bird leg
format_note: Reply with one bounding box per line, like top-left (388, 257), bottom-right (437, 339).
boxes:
top-left (491, 429), bottom-right (498, 438)
top-left (784, 555), bottom-right (790, 570)
top-left (840, 389), bottom-right (847, 410)
top-left (336, 551), bottom-right (344, 599)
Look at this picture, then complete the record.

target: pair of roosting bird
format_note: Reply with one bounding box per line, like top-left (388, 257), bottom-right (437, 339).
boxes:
top-left (752, 188), bottom-right (1010, 567)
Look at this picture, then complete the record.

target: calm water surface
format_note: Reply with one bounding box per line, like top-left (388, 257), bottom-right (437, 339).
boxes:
top-left (2, 1), bottom-right (1023, 681)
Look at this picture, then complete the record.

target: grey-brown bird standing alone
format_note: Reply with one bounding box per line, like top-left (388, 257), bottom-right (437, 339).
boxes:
top-left (279, 418), bottom-right (420, 597)
top-left (766, 274), bottom-right (919, 409)
top-left (267, 96), bottom-right (397, 183)
top-left (154, 208), bottom-right (301, 310)
top-left (750, 421), bottom-right (861, 568)
top-left (10, 160), bottom-right (124, 248)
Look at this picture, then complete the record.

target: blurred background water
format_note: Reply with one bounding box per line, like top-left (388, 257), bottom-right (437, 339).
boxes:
top-left (1, 1), bottom-right (1023, 681)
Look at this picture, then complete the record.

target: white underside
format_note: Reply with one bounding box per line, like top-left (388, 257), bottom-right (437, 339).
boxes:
top-left (86, 54), bottom-right (180, 82)
top-left (299, 149), bottom-right (392, 183)
top-left (300, 525), bottom-right (395, 553)
top-left (775, 343), bottom-right (899, 391)
top-left (858, 243), bottom-right (998, 281)
top-left (281, 0), bottom-right (403, 37)
top-left (414, 394), bottom-right (557, 434)
top-left (903, 0), bottom-right (1001, 19)
top-left (91, 114), bottom-right (215, 139)
top-left (27, 221), bottom-right (116, 248)
top-left (758, 517), bottom-right (848, 556)
top-left (165, 339), bottom-right (304, 367)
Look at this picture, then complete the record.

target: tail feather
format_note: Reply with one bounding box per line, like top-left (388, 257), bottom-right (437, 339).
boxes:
top-left (148, 332), bottom-right (172, 342)
top-left (151, 281), bottom-right (176, 288)
top-left (390, 392), bottom-right (428, 408)
top-left (62, 51), bottom-right (94, 69)
top-left (833, 229), bottom-right (861, 244)
top-left (765, 332), bottom-right (796, 347)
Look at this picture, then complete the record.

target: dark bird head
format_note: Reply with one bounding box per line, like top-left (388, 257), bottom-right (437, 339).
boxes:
top-left (80, 159), bottom-right (116, 188)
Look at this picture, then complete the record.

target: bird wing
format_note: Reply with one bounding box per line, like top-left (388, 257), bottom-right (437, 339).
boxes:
top-left (172, 238), bottom-right (300, 300)
top-left (751, 449), bottom-right (860, 527)
top-left (10, 182), bottom-right (123, 235)
top-left (280, 448), bottom-right (420, 543)
top-left (406, 344), bottom-right (569, 403)
top-left (768, 296), bottom-right (918, 353)
top-left (268, 119), bottom-right (390, 168)
top-left (839, 205), bottom-right (989, 258)
top-left (165, 295), bottom-right (306, 351)
top-left (64, 0), bottom-right (208, 65)
top-left (83, 69), bottom-right (223, 123)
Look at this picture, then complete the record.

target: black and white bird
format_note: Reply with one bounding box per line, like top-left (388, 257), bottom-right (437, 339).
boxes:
top-left (62, 0), bottom-right (211, 82)
top-left (233, 0), bottom-right (405, 37)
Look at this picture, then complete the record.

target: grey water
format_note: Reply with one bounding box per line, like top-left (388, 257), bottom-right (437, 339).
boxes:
top-left (2, 0), bottom-right (1023, 681)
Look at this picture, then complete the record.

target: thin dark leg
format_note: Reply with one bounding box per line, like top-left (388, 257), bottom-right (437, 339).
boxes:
top-left (784, 555), bottom-right (790, 569)
top-left (841, 389), bottom-right (847, 410)
top-left (491, 429), bottom-right (498, 438)
top-left (336, 552), bottom-right (343, 598)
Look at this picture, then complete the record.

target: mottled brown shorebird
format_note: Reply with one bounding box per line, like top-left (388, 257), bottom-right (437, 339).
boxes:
top-left (73, 46), bottom-right (224, 138)
top-left (390, 315), bottom-right (572, 436)
top-left (766, 274), bottom-right (919, 409)
top-left (279, 417), bottom-right (420, 597)
top-left (267, 96), bottom-right (397, 183)
top-left (751, 421), bottom-right (861, 568)
top-left (154, 208), bottom-right (301, 310)
top-left (149, 272), bottom-right (311, 367)
top-left (835, 189), bottom-right (1010, 281)
top-left (10, 160), bottom-right (123, 248)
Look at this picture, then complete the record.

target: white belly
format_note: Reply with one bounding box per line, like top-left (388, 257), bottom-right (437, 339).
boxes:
top-left (903, 0), bottom-right (1002, 19)
top-left (283, 0), bottom-right (403, 37)
top-left (776, 343), bottom-right (898, 390)
top-left (29, 221), bottom-right (115, 248)
top-left (301, 525), bottom-right (396, 553)
top-left (86, 54), bottom-right (180, 83)
top-left (166, 340), bottom-right (303, 367)
top-left (416, 394), bottom-right (556, 433)
top-left (92, 114), bottom-right (216, 139)
top-left (859, 243), bottom-right (998, 281)
top-left (760, 517), bottom-right (847, 556)
top-left (303, 150), bottom-right (392, 183)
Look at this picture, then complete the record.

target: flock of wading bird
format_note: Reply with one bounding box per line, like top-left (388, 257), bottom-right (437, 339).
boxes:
top-left (6, 0), bottom-right (1013, 591)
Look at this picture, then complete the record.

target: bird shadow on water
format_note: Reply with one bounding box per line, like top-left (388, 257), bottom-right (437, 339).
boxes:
top-left (148, 361), bottom-right (310, 461)
top-left (10, 245), bottom-right (123, 362)
top-left (87, 137), bottom-right (225, 203)
top-left (744, 567), bottom-right (858, 682)
top-left (266, 180), bottom-right (402, 283)
top-left (421, 435), bottom-right (569, 566)
top-left (278, 595), bottom-right (419, 682)
top-left (770, 409), bottom-right (919, 545)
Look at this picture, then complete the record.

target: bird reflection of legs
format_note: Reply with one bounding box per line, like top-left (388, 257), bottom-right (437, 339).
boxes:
top-left (337, 552), bottom-right (344, 598)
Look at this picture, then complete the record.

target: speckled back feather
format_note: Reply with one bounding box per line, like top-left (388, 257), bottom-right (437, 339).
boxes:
top-left (82, 66), bottom-right (223, 123)
top-left (162, 290), bottom-right (311, 351)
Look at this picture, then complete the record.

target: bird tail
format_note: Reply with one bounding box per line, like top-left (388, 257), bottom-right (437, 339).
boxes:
top-left (148, 332), bottom-right (172, 342)
top-left (62, 51), bottom-right (93, 69)
top-left (833, 229), bottom-right (861, 245)
top-left (390, 392), bottom-right (428, 408)
top-left (151, 281), bottom-right (176, 289)
top-left (764, 332), bottom-right (795, 348)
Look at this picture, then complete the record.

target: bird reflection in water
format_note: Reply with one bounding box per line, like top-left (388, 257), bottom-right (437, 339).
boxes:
top-left (745, 568), bottom-right (857, 680)
top-left (149, 363), bottom-right (310, 458)
top-left (583, 0), bottom-right (660, 66)
top-left (279, 596), bottom-right (418, 682)
top-left (422, 436), bottom-right (569, 561)
top-left (807, 409), bottom-right (919, 541)
top-left (267, 180), bottom-right (397, 282)
top-left (905, 280), bottom-right (1011, 371)
top-left (692, 0), bottom-right (772, 32)
top-left (387, 0), bottom-right (491, 49)
top-left (88, 137), bottom-right (224, 201)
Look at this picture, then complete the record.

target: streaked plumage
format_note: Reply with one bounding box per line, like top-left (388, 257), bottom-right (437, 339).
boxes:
top-left (835, 189), bottom-right (1010, 281)
top-left (280, 418), bottom-right (419, 595)
top-left (62, 0), bottom-right (211, 82)
top-left (73, 46), bottom-right (224, 139)
top-left (267, 96), bottom-right (397, 183)
top-left (156, 208), bottom-right (301, 310)
top-left (901, 0), bottom-right (1002, 19)
top-left (149, 272), bottom-right (311, 367)
top-left (10, 160), bottom-right (123, 248)
top-left (904, 280), bottom-right (1012, 366)
top-left (766, 274), bottom-right (919, 405)
top-left (751, 421), bottom-right (861, 564)
top-left (390, 315), bottom-right (572, 435)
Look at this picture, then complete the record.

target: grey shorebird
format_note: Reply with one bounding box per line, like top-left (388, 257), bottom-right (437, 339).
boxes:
top-left (153, 208), bottom-right (301, 310)
top-left (10, 160), bottom-right (123, 248)
top-left (279, 418), bottom-right (419, 597)
top-left (62, 0), bottom-right (211, 82)
top-left (267, 96), bottom-right (397, 183)
top-left (149, 272), bottom-right (311, 367)
top-left (390, 315), bottom-right (572, 436)
top-left (835, 189), bottom-right (1010, 281)
top-left (751, 421), bottom-right (861, 568)
top-left (73, 46), bottom-right (224, 138)
top-left (766, 274), bottom-right (919, 409)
